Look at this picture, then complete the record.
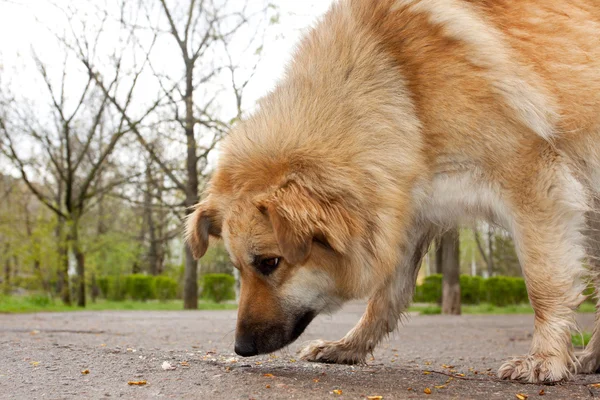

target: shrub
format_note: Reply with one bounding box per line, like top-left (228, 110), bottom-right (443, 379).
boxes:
top-left (98, 277), bottom-right (110, 299)
top-left (153, 276), bottom-right (178, 301)
top-left (484, 276), bottom-right (528, 306)
top-left (98, 276), bottom-right (127, 301)
top-left (414, 275), bottom-right (529, 307)
top-left (509, 277), bottom-right (529, 305)
top-left (460, 275), bottom-right (484, 305)
top-left (200, 273), bottom-right (236, 303)
top-left (109, 277), bottom-right (127, 301)
top-left (98, 275), bottom-right (179, 301)
top-left (414, 274), bottom-right (442, 303)
top-left (124, 274), bottom-right (154, 301)
top-left (483, 277), bottom-right (512, 306)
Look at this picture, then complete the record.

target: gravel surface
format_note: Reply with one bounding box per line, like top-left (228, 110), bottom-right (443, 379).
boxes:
top-left (1, 302), bottom-right (600, 399)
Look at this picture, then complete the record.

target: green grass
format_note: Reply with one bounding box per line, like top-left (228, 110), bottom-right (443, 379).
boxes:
top-left (3, 295), bottom-right (596, 316)
top-left (0, 295), bottom-right (237, 313)
top-left (408, 302), bottom-right (596, 315)
top-left (572, 332), bottom-right (592, 348)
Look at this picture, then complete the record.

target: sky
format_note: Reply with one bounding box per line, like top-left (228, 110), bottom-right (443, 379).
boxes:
top-left (244, 0), bottom-right (336, 104)
top-left (0, 0), bottom-right (336, 186)
top-left (0, 0), bottom-right (335, 107)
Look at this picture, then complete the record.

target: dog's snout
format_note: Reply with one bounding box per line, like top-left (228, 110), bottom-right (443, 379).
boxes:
top-left (234, 333), bottom-right (258, 357)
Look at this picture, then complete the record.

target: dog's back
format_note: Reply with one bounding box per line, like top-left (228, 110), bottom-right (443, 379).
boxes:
top-left (351, 0), bottom-right (600, 173)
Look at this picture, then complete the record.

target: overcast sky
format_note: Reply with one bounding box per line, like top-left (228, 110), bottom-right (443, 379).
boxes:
top-left (0, 0), bottom-right (335, 107)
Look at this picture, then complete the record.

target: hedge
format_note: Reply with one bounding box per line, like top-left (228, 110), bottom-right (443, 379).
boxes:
top-left (124, 275), bottom-right (154, 301)
top-left (484, 276), bottom-right (528, 306)
top-left (98, 275), bottom-right (178, 301)
top-left (98, 274), bottom-right (235, 303)
top-left (98, 276), bottom-right (127, 301)
top-left (200, 273), bottom-right (236, 303)
top-left (153, 276), bottom-right (178, 302)
top-left (97, 276), bottom-right (111, 299)
top-left (460, 275), bottom-right (484, 304)
top-left (414, 274), bottom-right (530, 306)
top-left (414, 275), bottom-right (442, 304)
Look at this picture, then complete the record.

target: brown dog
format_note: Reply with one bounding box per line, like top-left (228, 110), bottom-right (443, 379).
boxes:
top-left (186, 0), bottom-right (600, 383)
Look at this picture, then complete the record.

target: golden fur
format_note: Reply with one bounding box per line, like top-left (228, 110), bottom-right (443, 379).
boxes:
top-left (186, 0), bottom-right (600, 383)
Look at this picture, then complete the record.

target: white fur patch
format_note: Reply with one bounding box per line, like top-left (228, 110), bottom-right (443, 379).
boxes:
top-left (416, 166), bottom-right (513, 231)
top-left (280, 268), bottom-right (341, 314)
top-left (391, 0), bottom-right (559, 141)
top-left (551, 164), bottom-right (588, 288)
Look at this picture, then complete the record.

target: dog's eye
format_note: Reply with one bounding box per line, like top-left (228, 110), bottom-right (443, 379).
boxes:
top-left (255, 257), bottom-right (280, 276)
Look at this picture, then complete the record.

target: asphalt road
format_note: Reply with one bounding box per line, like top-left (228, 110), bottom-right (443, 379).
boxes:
top-left (1, 303), bottom-right (600, 399)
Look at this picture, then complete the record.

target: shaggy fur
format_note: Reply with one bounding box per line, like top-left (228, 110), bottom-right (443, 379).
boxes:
top-left (186, 0), bottom-right (600, 383)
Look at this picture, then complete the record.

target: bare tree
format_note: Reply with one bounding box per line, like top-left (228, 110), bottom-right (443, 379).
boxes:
top-left (64, 0), bottom-right (274, 308)
top-left (438, 229), bottom-right (461, 315)
top-left (435, 237), bottom-right (443, 275)
top-left (2, 243), bottom-right (10, 295)
top-left (0, 43), bottom-right (156, 306)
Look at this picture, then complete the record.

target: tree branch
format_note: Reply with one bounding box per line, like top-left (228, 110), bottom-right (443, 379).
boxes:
top-left (80, 59), bottom-right (186, 193)
top-left (0, 122), bottom-right (65, 218)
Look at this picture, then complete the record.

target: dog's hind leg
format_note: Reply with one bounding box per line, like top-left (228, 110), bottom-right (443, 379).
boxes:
top-left (298, 223), bottom-right (436, 364)
top-left (577, 197), bottom-right (600, 373)
top-left (498, 163), bottom-right (588, 383)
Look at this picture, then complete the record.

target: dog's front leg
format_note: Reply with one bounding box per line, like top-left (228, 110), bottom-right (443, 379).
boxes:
top-left (497, 166), bottom-right (587, 383)
top-left (299, 226), bottom-right (435, 364)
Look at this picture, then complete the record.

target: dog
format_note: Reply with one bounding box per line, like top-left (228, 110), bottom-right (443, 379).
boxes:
top-left (185, 0), bottom-right (600, 383)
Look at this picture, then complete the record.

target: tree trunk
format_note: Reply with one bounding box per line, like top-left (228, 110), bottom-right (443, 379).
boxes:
top-left (148, 244), bottom-right (158, 275)
top-left (70, 220), bottom-right (86, 307)
top-left (184, 245), bottom-right (198, 309)
top-left (156, 247), bottom-right (165, 275)
top-left (55, 179), bottom-right (71, 305)
top-left (57, 238), bottom-right (71, 305)
top-left (487, 226), bottom-right (494, 277)
top-left (440, 229), bottom-right (461, 315)
top-left (435, 237), bottom-right (443, 275)
top-left (183, 62), bottom-right (199, 310)
top-left (75, 249), bottom-right (85, 307)
top-left (3, 244), bottom-right (10, 295)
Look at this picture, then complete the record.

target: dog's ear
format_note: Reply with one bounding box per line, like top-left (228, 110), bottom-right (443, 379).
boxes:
top-left (257, 182), bottom-right (356, 265)
top-left (185, 199), bottom-right (222, 259)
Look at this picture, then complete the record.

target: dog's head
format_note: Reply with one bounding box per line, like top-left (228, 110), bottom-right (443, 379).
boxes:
top-left (183, 0), bottom-right (424, 355)
top-left (185, 172), bottom-right (376, 356)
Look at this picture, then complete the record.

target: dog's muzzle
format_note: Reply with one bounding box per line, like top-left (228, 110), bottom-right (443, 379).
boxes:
top-left (234, 333), bottom-right (258, 357)
top-left (234, 310), bottom-right (316, 357)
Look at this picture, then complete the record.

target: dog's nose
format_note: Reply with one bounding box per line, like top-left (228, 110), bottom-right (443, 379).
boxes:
top-left (234, 334), bottom-right (258, 357)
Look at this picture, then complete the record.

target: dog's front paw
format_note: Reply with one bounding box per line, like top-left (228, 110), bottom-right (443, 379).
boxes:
top-left (577, 351), bottom-right (600, 374)
top-left (498, 354), bottom-right (573, 383)
top-left (298, 339), bottom-right (367, 365)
